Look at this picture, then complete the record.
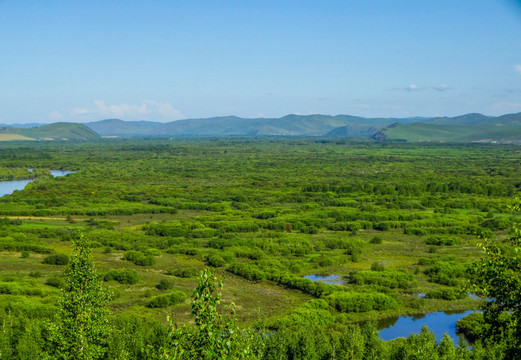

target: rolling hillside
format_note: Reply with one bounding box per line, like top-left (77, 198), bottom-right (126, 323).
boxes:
top-left (86, 119), bottom-right (164, 136)
top-left (381, 113), bottom-right (521, 143)
top-left (85, 114), bottom-right (429, 137)
top-left (0, 122), bottom-right (101, 141)
top-left (325, 124), bottom-right (379, 137)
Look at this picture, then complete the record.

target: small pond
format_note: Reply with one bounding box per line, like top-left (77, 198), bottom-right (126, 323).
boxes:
top-left (50, 170), bottom-right (75, 177)
top-left (304, 274), bottom-right (345, 285)
top-left (378, 310), bottom-right (478, 342)
top-left (0, 170), bottom-right (75, 197)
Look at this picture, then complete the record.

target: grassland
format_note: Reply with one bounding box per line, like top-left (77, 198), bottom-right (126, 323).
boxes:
top-left (0, 134), bottom-right (35, 141)
top-left (0, 122), bottom-right (100, 141)
top-left (0, 139), bottom-right (517, 331)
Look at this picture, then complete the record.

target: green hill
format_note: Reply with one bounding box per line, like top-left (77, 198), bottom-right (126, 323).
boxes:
top-left (85, 119), bottom-right (164, 136)
top-left (0, 122), bottom-right (101, 141)
top-left (426, 113), bottom-right (492, 126)
top-left (381, 122), bottom-right (521, 143)
top-left (325, 124), bottom-right (379, 137)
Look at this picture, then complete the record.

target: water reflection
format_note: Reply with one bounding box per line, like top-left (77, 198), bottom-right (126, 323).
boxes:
top-left (378, 310), bottom-right (478, 342)
top-left (50, 170), bottom-right (75, 177)
top-left (303, 274), bottom-right (344, 284)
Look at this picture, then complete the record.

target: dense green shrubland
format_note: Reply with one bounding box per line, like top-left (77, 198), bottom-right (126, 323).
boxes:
top-left (349, 269), bottom-right (413, 289)
top-left (0, 139), bottom-right (520, 357)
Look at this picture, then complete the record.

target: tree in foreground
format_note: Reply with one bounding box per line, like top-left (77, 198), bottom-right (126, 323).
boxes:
top-left (470, 203), bottom-right (521, 358)
top-left (45, 232), bottom-right (111, 360)
top-left (158, 267), bottom-right (258, 360)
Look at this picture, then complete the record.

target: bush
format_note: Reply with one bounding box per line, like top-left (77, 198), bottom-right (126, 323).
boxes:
top-left (206, 253), bottom-right (227, 267)
top-left (425, 289), bottom-right (466, 300)
top-left (373, 222), bottom-right (390, 231)
top-left (370, 261), bottom-right (385, 271)
top-left (123, 250), bottom-right (155, 266)
top-left (104, 269), bottom-right (140, 284)
top-left (144, 248), bottom-right (161, 256)
top-left (327, 291), bottom-right (397, 313)
top-left (456, 312), bottom-right (487, 343)
top-left (423, 261), bottom-right (466, 286)
top-left (156, 279), bottom-right (172, 291)
top-left (20, 251), bottom-right (30, 258)
top-left (147, 294), bottom-right (170, 308)
top-left (318, 257), bottom-right (333, 267)
top-left (227, 262), bottom-right (267, 281)
top-left (169, 268), bottom-right (198, 278)
top-left (418, 257), bottom-right (436, 265)
top-left (300, 226), bottom-right (319, 234)
top-left (425, 235), bottom-right (460, 246)
top-left (147, 290), bottom-right (187, 308)
top-left (46, 276), bottom-right (66, 288)
top-left (369, 236), bottom-right (383, 244)
top-left (344, 239), bottom-right (364, 262)
top-left (349, 270), bottom-right (413, 289)
top-left (42, 253), bottom-right (69, 265)
top-left (144, 222), bottom-right (187, 237)
top-left (276, 306), bottom-right (335, 328)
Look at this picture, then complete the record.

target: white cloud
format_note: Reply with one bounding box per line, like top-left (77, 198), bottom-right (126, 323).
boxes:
top-left (93, 100), bottom-right (147, 118)
top-left (72, 108), bottom-right (90, 115)
top-left (391, 84), bottom-right (453, 92)
top-left (515, 65), bottom-right (521, 75)
top-left (494, 101), bottom-right (521, 109)
top-left (389, 84), bottom-right (422, 92)
top-left (433, 84), bottom-right (452, 91)
top-left (48, 110), bottom-right (64, 120)
top-left (405, 84), bottom-right (421, 92)
top-left (67, 100), bottom-right (184, 121)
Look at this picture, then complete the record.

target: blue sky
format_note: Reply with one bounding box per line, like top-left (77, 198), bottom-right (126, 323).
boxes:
top-left (1, 1), bottom-right (521, 123)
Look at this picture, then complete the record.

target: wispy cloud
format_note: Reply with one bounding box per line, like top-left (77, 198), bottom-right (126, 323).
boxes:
top-left (493, 101), bottom-right (521, 111)
top-left (390, 84), bottom-right (423, 92)
top-left (515, 65), bottom-right (521, 75)
top-left (48, 110), bottom-right (65, 121)
top-left (72, 108), bottom-right (90, 115)
top-left (391, 83), bottom-right (453, 92)
top-left (69, 100), bottom-right (184, 121)
top-left (405, 84), bottom-right (421, 92)
top-left (433, 84), bottom-right (452, 91)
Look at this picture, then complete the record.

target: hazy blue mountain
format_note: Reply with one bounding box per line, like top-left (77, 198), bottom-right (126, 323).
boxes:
top-left (84, 114), bottom-right (441, 137)
top-left (0, 123), bottom-right (46, 128)
top-left (2, 112), bottom-right (515, 142)
top-left (85, 119), bottom-right (164, 136)
top-left (325, 124), bottom-right (379, 137)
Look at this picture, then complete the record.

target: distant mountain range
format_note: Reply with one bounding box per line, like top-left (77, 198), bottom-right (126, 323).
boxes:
top-left (1, 112), bottom-right (521, 143)
top-left (84, 115), bottom-right (430, 138)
